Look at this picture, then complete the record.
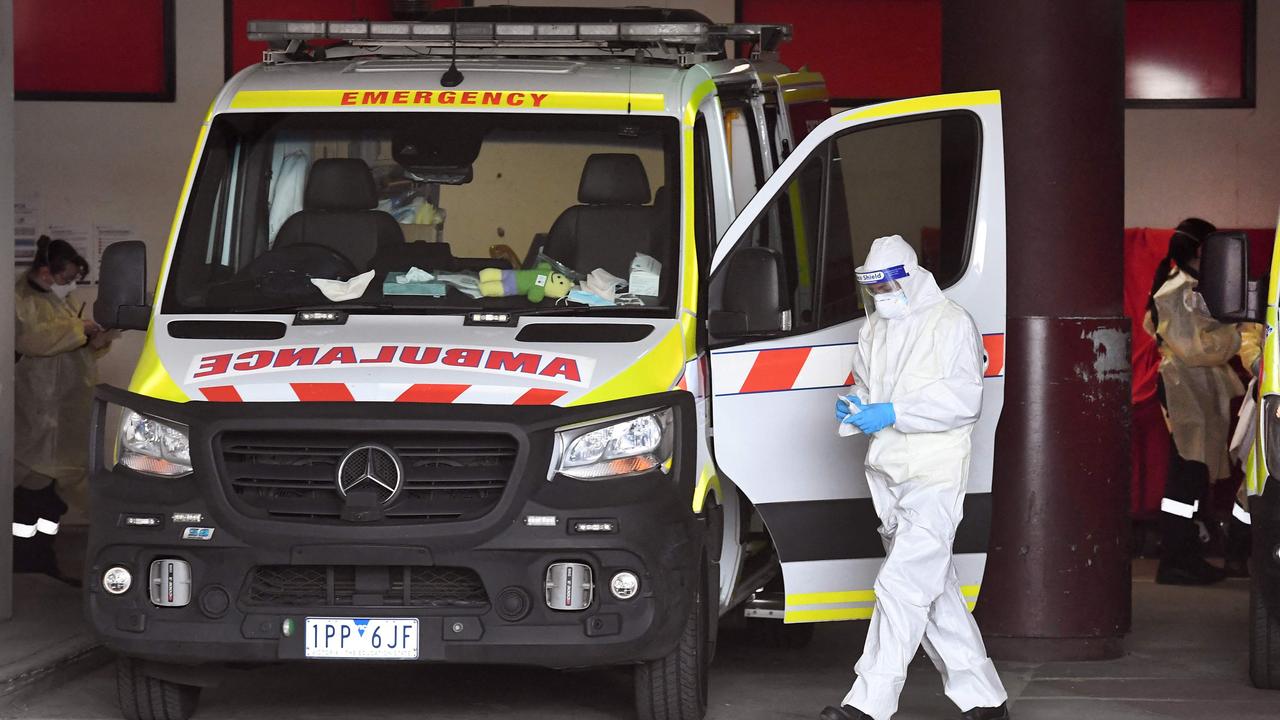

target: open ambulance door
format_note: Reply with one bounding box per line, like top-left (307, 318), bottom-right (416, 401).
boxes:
top-left (706, 92), bottom-right (1006, 623)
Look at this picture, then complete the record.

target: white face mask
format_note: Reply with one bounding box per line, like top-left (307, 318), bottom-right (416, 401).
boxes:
top-left (51, 282), bottom-right (76, 299)
top-left (873, 290), bottom-right (909, 319)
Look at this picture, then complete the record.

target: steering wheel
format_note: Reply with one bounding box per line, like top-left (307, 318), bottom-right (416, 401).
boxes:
top-left (242, 243), bottom-right (359, 298)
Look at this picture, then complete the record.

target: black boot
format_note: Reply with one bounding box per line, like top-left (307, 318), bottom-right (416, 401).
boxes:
top-left (819, 705), bottom-right (873, 720)
top-left (962, 702), bottom-right (1010, 720)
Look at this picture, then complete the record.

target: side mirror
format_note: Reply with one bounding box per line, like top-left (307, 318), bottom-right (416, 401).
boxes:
top-left (709, 247), bottom-right (792, 338)
top-left (1199, 231), bottom-right (1264, 323)
top-left (94, 241), bottom-right (151, 331)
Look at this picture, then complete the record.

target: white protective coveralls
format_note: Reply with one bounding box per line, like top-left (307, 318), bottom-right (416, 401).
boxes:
top-left (842, 236), bottom-right (1006, 719)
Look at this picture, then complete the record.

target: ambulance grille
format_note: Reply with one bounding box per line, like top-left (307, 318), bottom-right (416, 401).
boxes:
top-left (218, 431), bottom-right (517, 522)
top-left (244, 565), bottom-right (489, 608)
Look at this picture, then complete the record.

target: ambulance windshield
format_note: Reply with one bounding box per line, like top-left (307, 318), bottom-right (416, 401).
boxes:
top-left (163, 112), bottom-right (680, 316)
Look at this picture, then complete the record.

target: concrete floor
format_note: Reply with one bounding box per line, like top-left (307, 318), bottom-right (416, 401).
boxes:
top-left (3, 561), bottom-right (1277, 720)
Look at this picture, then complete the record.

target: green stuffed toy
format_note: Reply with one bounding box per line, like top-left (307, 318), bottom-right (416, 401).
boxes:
top-left (479, 262), bottom-right (573, 302)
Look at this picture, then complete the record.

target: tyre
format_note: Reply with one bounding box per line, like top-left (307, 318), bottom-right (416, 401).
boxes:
top-left (635, 558), bottom-right (709, 720)
top-left (1251, 576), bottom-right (1280, 689)
top-left (116, 656), bottom-right (201, 720)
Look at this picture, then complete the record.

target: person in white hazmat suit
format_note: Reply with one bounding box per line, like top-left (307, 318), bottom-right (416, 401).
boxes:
top-left (821, 236), bottom-right (1009, 720)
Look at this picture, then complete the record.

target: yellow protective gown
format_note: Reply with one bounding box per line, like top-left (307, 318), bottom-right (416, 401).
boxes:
top-left (14, 277), bottom-right (104, 493)
top-left (1144, 268), bottom-right (1243, 481)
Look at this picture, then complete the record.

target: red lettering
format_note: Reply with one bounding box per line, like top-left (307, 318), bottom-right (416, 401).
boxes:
top-left (442, 348), bottom-right (482, 368)
top-left (273, 347), bottom-right (318, 367)
top-left (413, 91), bottom-right (431, 104)
top-left (317, 346), bottom-right (358, 365)
top-left (340, 91), bottom-right (358, 105)
top-left (360, 345), bottom-right (398, 364)
top-left (507, 92), bottom-right (525, 106)
top-left (539, 357), bottom-right (581, 383)
top-left (232, 349), bottom-right (274, 372)
top-left (392, 91), bottom-right (410, 104)
top-left (362, 91), bottom-right (389, 105)
top-left (438, 91), bottom-right (457, 105)
top-left (193, 353), bottom-right (232, 379)
top-left (481, 91), bottom-right (502, 105)
top-left (484, 351), bottom-right (542, 374)
top-left (399, 346), bottom-right (441, 365)
top-left (460, 91), bottom-right (477, 105)
top-left (530, 92), bottom-right (548, 108)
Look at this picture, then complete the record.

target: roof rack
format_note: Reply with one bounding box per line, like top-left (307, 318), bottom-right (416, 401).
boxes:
top-left (247, 19), bottom-right (791, 66)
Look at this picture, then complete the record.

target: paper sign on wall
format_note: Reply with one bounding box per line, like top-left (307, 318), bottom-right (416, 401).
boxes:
top-left (14, 196), bottom-right (40, 267)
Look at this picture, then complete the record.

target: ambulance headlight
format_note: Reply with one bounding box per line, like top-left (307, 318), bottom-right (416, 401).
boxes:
top-left (117, 409), bottom-right (193, 477)
top-left (555, 409), bottom-right (674, 480)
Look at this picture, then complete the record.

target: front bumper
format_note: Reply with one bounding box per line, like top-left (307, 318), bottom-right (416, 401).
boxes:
top-left (86, 387), bottom-right (701, 669)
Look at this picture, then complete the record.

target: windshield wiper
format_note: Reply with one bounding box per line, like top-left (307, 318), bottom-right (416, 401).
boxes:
top-left (516, 304), bottom-right (666, 317)
top-left (230, 302), bottom-right (398, 314)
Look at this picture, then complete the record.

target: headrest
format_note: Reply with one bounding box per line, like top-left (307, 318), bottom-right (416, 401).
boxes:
top-left (578, 153), bottom-right (650, 205)
top-left (304, 158), bottom-right (378, 211)
top-left (652, 185), bottom-right (671, 210)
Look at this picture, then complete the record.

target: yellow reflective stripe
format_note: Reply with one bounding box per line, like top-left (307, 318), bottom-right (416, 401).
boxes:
top-left (788, 181), bottom-right (811, 291)
top-left (1269, 217), bottom-right (1280, 306)
top-left (129, 123), bottom-right (209, 403)
top-left (683, 79), bottom-right (716, 126)
top-left (787, 590), bottom-right (876, 606)
top-left (230, 89), bottom-right (667, 112)
top-left (841, 90), bottom-right (1000, 122)
top-left (785, 607), bottom-right (874, 623)
top-left (776, 70), bottom-right (825, 88)
top-left (692, 464), bottom-right (721, 514)
top-left (128, 329), bottom-right (188, 402)
top-left (961, 584), bottom-right (981, 598)
top-left (680, 125), bottom-right (699, 350)
top-left (568, 325), bottom-right (685, 406)
top-left (781, 86), bottom-right (829, 104)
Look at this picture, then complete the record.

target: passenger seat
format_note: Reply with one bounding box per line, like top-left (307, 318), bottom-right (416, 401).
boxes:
top-left (274, 158), bottom-right (405, 268)
top-left (544, 153), bottom-right (655, 278)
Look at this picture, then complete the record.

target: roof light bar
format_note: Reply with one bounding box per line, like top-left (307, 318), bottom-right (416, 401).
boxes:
top-left (247, 19), bottom-right (790, 50)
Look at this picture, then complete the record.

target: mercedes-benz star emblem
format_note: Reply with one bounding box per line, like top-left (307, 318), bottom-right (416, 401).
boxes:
top-left (336, 444), bottom-right (404, 505)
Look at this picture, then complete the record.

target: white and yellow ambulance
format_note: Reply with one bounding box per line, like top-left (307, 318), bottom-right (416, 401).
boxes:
top-left (87, 7), bottom-right (1007, 720)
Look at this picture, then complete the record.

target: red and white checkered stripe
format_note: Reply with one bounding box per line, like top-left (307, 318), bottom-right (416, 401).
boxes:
top-left (196, 383), bottom-right (568, 405)
top-left (713, 335), bottom-right (1005, 396)
top-left (713, 344), bottom-right (857, 396)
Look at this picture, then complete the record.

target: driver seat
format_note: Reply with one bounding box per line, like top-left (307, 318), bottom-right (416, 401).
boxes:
top-left (273, 158), bottom-right (404, 267)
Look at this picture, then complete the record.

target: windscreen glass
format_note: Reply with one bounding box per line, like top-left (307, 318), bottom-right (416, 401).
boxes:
top-left (163, 112), bottom-right (680, 316)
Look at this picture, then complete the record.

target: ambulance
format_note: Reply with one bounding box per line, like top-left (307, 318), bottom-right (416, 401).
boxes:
top-left (87, 7), bottom-right (1007, 720)
top-left (1200, 222), bottom-right (1280, 690)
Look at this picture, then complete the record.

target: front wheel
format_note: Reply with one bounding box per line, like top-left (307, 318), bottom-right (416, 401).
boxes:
top-left (635, 559), bottom-right (709, 720)
top-left (1250, 578), bottom-right (1280, 688)
top-left (116, 656), bottom-right (201, 720)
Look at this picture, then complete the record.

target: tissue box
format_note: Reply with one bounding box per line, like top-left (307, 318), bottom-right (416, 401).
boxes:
top-left (629, 253), bottom-right (662, 297)
top-left (383, 273), bottom-right (446, 296)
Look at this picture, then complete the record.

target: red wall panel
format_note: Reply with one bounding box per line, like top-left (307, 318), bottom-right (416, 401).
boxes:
top-left (741, 0), bottom-right (940, 101)
top-left (1126, 0), bottom-right (1247, 101)
top-left (14, 0), bottom-right (172, 99)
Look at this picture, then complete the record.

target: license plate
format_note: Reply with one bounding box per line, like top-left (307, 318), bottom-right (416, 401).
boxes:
top-left (304, 617), bottom-right (419, 659)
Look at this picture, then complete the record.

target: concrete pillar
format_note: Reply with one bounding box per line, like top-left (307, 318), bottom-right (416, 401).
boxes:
top-left (0, 0), bottom-right (15, 622)
top-left (943, 1), bottom-right (1130, 660)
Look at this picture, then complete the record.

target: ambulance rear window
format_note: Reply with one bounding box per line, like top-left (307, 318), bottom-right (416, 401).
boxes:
top-left (164, 112), bottom-right (680, 317)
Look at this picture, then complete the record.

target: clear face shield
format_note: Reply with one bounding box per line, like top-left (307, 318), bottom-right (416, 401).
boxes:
top-left (856, 265), bottom-right (910, 319)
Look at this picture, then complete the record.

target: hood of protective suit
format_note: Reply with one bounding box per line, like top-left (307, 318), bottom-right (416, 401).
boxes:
top-left (856, 235), bottom-right (946, 318)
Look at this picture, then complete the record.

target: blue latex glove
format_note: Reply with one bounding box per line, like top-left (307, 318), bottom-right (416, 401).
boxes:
top-left (850, 402), bottom-right (895, 434)
top-left (834, 395), bottom-right (862, 423)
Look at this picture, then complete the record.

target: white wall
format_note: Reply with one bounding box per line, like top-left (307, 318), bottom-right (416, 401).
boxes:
top-left (14, 0), bottom-right (225, 390)
top-left (1125, 0), bottom-right (1280, 229)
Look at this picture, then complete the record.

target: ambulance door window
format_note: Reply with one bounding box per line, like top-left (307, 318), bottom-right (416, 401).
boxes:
top-left (693, 114), bottom-right (715, 344)
top-left (817, 113), bottom-right (982, 328)
top-left (715, 145), bottom-right (825, 333)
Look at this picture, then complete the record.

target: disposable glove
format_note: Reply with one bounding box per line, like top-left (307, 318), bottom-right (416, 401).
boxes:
top-left (850, 402), bottom-right (895, 434)
top-left (835, 395), bottom-right (862, 423)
